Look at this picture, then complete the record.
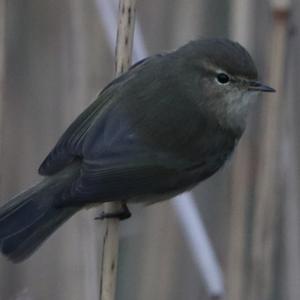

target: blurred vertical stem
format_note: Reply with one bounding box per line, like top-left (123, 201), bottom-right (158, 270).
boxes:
top-left (99, 1), bottom-right (136, 300)
top-left (282, 39), bottom-right (300, 300)
top-left (249, 1), bottom-right (290, 300)
top-left (0, 0), bottom-right (5, 201)
top-left (226, 0), bottom-right (253, 299)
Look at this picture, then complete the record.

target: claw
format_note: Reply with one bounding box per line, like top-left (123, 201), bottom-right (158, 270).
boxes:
top-left (95, 204), bottom-right (131, 220)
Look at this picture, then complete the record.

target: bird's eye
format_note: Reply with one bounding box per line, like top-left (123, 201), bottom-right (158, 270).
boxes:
top-left (216, 73), bottom-right (230, 85)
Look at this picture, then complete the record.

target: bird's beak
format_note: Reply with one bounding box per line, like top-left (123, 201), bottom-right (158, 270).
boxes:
top-left (248, 80), bottom-right (276, 93)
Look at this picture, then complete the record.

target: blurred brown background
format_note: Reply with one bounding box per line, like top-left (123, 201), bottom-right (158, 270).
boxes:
top-left (0, 0), bottom-right (299, 299)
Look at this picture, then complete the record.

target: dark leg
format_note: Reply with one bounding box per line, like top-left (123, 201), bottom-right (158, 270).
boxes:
top-left (95, 203), bottom-right (131, 221)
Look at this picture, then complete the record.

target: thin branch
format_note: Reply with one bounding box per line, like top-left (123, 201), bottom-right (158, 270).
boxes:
top-left (99, 1), bottom-right (137, 300)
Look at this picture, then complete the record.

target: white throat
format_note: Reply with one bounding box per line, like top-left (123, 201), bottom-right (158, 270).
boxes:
top-left (219, 91), bottom-right (256, 131)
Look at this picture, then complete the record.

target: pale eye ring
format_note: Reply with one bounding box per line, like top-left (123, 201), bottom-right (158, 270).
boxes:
top-left (216, 73), bottom-right (230, 85)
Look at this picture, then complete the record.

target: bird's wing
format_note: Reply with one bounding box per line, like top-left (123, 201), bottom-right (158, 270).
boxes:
top-left (63, 148), bottom-right (223, 204)
top-left (58, 102), bottom-right (194, 204)
top-left (38, 56), bottom-right (155, 176)
top-left (60, 156), bottom-right (190, 204)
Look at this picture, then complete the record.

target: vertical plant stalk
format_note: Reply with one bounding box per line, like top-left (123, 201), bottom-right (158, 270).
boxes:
top-left (249, 1), bottom-right (290, 299)
top-left (0, 0), bottom-right (5, 202)
top-left (99, 1), bottom-right (137, 300)
top-left (226, 1), bottom-right (253, 299)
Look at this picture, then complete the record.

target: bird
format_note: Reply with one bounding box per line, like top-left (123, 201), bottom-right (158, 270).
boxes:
top-left (0, 38), bottom-right (275, 262)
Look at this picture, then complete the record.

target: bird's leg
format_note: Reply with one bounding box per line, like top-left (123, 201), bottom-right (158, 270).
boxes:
top-left (95, 203), bottom-right (131, 220)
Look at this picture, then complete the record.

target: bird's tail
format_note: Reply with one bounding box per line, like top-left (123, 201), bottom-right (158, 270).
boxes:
top-left (0, 163), bottom-right (81, 263)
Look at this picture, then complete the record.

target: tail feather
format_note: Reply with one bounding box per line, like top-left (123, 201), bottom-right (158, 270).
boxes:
top-left (0, 163), bottom-right (81, 262)
top-left (1, 205), bottom-right (78, 262)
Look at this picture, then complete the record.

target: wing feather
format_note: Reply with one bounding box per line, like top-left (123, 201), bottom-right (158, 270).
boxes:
top-left (38, 56), bottom-right (156, 176)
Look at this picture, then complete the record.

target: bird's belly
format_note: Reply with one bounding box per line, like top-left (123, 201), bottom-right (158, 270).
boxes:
top-left (128, 152), bottom-right (230, 204)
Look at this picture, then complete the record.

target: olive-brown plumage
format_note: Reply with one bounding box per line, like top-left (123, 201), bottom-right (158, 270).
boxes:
top-left (0, 38), bottom-right (274, 262)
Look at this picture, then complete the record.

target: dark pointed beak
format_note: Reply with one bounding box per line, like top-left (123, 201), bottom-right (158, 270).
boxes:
top-left (248, 80), bottom-right (276, 93)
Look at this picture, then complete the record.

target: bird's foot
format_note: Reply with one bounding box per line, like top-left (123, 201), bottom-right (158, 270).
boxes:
top-left (95, 203), bottom-right (131, 221)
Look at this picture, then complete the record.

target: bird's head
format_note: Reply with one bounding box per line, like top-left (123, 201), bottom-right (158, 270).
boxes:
top-left (174, 38), bottom-right (275, 131)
